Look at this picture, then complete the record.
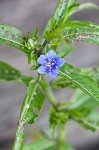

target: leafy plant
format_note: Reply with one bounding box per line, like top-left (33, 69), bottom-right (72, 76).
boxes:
top-left (0, 0), bottom-right (99, 150)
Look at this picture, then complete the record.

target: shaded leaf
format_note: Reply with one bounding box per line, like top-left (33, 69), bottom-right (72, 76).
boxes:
top-left (69, 89), bottom-right (98, 111)
top-left (57, 39), bottom-right (73, 58)
top-left (0, 61), bottom-right (21, 81)
top-left (81, 66), bottom-right (99, 85)
top-left (68, 90), bottom-right (99, 131)
top-left (73, 113), bottom-right (99, 131)
top-left (49, 106), bottom-right (69, 139)
top-left (51, 75), bottom-right (75, 89)
top-left (23, 137), bottom-right (55, 150)
top-left (0, 61), bottom-right (33, 84)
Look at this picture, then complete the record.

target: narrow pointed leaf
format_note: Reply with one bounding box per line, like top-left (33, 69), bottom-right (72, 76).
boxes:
top-left (25, 85), bottom-right (45, 124)
top-left (81, 66), bottom-right (99, 85)
top-left (13, 80), bottom-right (45, 149)
top-left (59, 90), bottom-right (99, 131)
top-left (0, 61), bottom-right (21, 81)
top-left (51, 66), bottom-right (99, 89)
top-left (43, 0), bottom-right (78, 39)
top-left (69, 90), bottom-right (98, 110)
top-left (0, 61), bottom-right (33, 84)
top-left (19, 80), bottom-right (45, 124)
top-left (57, 40), bottom-right (73, 58)
top-left (0, 24), bottom-right (28, 53)
top-left (59, 63), bottom-right (99, 102)
top-left (23, 137), bottom-right (55, 150)
top-left (74, 2), bottom-right (99, 14)
top-left (73, 115), bottom-right (99, 131)
top-left (68, 90), bottom-right (99, 131)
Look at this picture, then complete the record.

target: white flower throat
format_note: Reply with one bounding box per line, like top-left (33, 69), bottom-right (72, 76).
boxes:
top-left (45, 59), bottom-right (56, 71)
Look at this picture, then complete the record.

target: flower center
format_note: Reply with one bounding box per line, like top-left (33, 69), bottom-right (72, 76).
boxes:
top-left (45, 59), bottom-right (56, 71)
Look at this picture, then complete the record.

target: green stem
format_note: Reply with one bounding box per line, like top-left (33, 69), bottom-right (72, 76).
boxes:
top-left (38, 73), bottom-right (43, 81)
top-left (57, 123), bottom-right (66, 150)
top-left (45, 88), bottom-right (58, 110)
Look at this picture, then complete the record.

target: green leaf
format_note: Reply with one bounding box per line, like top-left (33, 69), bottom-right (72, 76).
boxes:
top-left (51, 66), bottom-right (99, 89)
top-left (66, 0), bottom-right (77, 10)
top-left (43, 0), bottom-right (78, 39)
top-left (23, 135), bottom-right (75, 150)
top-left (59, 144), bottom-right (75, 150)
top-left (57, 39), bottom-right (73, 58)
top-left (73, 114), bottom-right (99, 131)
top-left (0, 61), bottom-right (21, 81)
top-left (63, 21), bottom-right (99, 44)
top-left (19, 80), bottom-right (45, 124)
top-left (51, 75), bottom-right (75, 89)
top-left (0, 61), bottom-right (33, 84)
top-left (49, 106), bottom-right (69, 139)
top-left (34, 28), bottom-right (39, 41)
top-left (13, 80), bottom-right (45, 149)
top-left (59, 89), bottom-right (99, 131)
top-left (67, 90), bottom-right (99, 131)
top-left (81, 66), bottom-right (99, 86)
top-left (74, 2), bottom-right (99, 14)
top-left (69, 90), bottom-right (98, 111)
top-left (62, 0), bottom-right (79, 23)
top-left (59, 63), bottom-right (99, 102)
top-left (23, 137), bottom-right (55, 150)
top-left (0, 24), bottom-right (28, 53)
top-left (25, 85), bottom-right (45, 124)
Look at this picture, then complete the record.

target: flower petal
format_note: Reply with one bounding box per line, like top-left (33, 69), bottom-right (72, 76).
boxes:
top-left (38, 55), bottom-right (46, 65)
top-left (48, 69), bottom-right (58, 78)
top-left (38, 66), bottom-right (47, 74)
top-left (57, 58), bottom-right (65, 68)
top-left (46, 50), bottom-right (57, 59)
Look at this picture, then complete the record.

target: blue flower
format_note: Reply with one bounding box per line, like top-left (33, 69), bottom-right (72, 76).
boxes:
top-left (37, 50), bottom-right (65, 78)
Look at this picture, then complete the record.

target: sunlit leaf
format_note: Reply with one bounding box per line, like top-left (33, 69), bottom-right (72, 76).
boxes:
top-left (43, 0), bottom-right (78, 39)
top-left (63, 21), bottom-right (99, 44)
top-left (13, 80), bottom-right (45, 149)
top-left (0, 24), bottom-right (28, 53)
top-left (52, 66), bottom-right (99, 89)
top-left (59, 63), bottom-right (99, 102)
top-left (74, 2), bottom-right (99, 14)
top-left (19, 80), bottom-right (45, 124)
